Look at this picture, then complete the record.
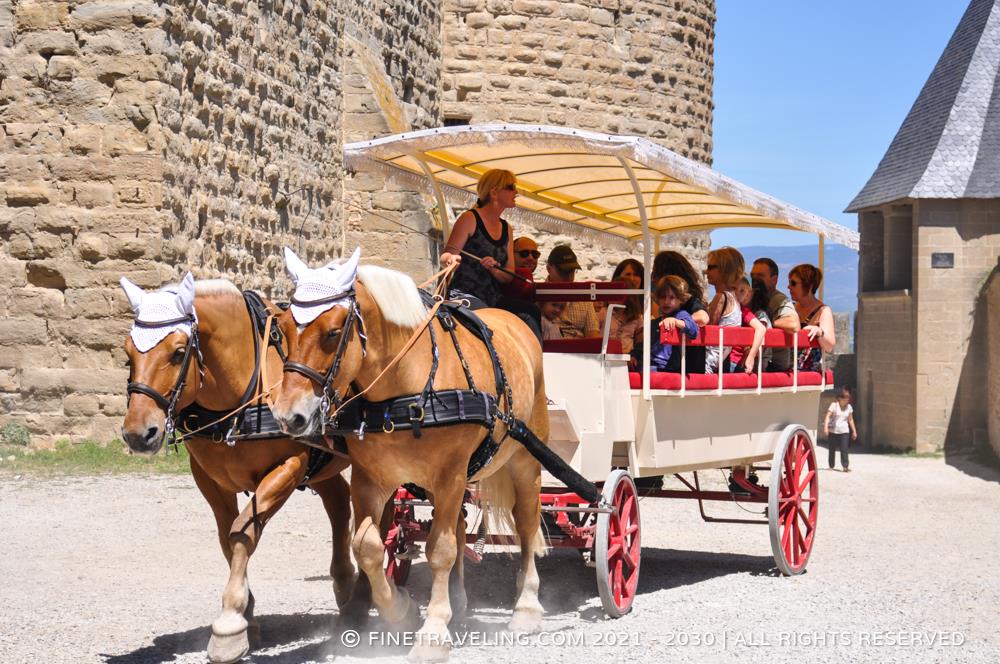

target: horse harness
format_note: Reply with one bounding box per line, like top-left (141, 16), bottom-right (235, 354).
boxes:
top-left (285, 290), bottom-right (514, 478)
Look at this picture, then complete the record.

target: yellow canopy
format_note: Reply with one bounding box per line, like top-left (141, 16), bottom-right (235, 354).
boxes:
top-left (344, 124), bottom-right (859, 249)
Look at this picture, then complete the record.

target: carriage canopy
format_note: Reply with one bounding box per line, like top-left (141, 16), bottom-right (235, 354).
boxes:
top-left (344, 124), bottom-right (859, 250)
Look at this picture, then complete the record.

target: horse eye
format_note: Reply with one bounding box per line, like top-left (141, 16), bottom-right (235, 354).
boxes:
top-left (170, 348), bottom-right (185, 364)
top-left (327, 328), bottom-right (342, 339)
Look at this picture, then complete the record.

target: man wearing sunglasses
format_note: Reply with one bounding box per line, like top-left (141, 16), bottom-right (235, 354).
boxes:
top-left (750, 257), bottom-right (801, 371)
top-left (513, 236), bottom-right (541, 273)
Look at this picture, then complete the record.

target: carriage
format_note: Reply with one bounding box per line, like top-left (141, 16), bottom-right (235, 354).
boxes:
top-left (343, 124), bottom-right (860, 618)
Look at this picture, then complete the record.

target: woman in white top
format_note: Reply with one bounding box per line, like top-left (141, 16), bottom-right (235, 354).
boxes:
top-left (824, 387), bottom-right (857, 471)
top-left (704, 247), bottom-right (752, 374)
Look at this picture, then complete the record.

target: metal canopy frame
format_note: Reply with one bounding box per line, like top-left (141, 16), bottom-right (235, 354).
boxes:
top-left (345, 124), bottom-right (857, 398)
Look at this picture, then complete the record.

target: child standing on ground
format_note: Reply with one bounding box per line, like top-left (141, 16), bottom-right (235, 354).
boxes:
top-left (824, 387), bottom-right (857, 471)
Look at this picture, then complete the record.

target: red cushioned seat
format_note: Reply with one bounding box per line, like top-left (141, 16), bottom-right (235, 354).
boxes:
top-left (533, 281), bottom-right (629, 303)
top-left (628, 369), bottom-right (834, 390)
top-left (543, 338), bottom-right (623, 354)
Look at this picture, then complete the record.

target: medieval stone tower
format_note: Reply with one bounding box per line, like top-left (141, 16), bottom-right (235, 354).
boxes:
top-left (0, 0), bottom-right (716, 444)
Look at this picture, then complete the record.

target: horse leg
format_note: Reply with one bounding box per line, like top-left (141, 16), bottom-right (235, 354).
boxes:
top-left (311, 473), bottom-right (356, 608)
top-left (189, 454), bottom-right (263, 646)
top-left (350, 469), bottom-right (414, 628)
top-left (409, 475), bottom-right (466, 663)
top-left (450, 506), bottom-right (468, 622)
top-left (207, 454), bottom-right (306, 664)
top-left (506, 450), bottom-right (545, 634)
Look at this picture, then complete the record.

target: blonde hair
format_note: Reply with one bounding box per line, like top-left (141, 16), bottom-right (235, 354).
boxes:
top-left (476, 169), bottom-right (517, 206)
top-left (707, 246), bottom-right (745, 289)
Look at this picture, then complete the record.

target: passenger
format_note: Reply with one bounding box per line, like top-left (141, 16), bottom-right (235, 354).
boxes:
top-left (501, 235), bottom-right (539, 300)
top-left (631, 275), bottom-right (703, 373)
top-left (598, 258), bottom-right (644, 354)
top-left (545, 245), bottom-right (600, 338)
top-left (729, 276), bottom-right (769, 374)
top-left (440, 169), bottom-right (542, 340)
top-left (703, 246), bottom-right (745, 374)
top-left (539, 301), bottom-right (564, 340)
top-left (650, 250), bottom-right (710, 326)
top-left (788, 263), bottom-right (836, 371)
top-left (824, 386), bottom-right (857, 472)
top-left (749, 277), bottom-right (774, 369)
top-left (750, 257), bottom-right (801, 371)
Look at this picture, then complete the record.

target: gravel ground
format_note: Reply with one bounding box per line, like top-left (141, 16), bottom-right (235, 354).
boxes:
top-left (1, 451), bottom-right (998, 664)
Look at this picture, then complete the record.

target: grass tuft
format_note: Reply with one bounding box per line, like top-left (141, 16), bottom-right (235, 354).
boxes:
top-left (0, 439), bottom-right (190, 476)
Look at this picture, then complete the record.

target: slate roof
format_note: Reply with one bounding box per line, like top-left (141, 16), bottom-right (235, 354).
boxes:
top-left (847, 0), bottom-right (1000, 211)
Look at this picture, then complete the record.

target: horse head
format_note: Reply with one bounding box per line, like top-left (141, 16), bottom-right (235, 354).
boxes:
top-left (119, 273), bottom-right (201, 454)
top-left (273, 246), bottom-right (367, 437)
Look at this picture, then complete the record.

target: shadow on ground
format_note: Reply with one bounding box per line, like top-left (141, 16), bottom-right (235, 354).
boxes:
top-left (103, 547), bottom-right (773, 662)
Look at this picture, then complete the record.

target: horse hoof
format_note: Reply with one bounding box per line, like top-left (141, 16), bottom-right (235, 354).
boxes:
top-left (507, 609), bottom-right (542, 634)
top-left (207, 630), bottom-right (250, 664)
top-left (407, 641), bottom-right (450, 663)
top-left (333, 573), bottom-right (357, 609)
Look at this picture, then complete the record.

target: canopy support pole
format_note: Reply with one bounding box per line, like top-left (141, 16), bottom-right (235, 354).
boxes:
top-left (619, 157), bottom-right (653, 401)
top-left (415, 157), bottom-right (453, 241)
top-left (654, 232), bottom-right (661, 254)
top-left (818, 234), bottom-right (825, 300)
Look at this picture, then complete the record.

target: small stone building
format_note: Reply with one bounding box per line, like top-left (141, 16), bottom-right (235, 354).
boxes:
top-left (847, 0), bottom-right (1000, 453)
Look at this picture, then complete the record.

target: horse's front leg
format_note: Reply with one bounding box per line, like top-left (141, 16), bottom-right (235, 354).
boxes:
top-left (189, 452), bottom-right (261, 641)
top-left (409, 474), bottom-right (466, 663)
top-left (207, 453), bottom-right (307, 664)
top-left (350, 469), bottom-right (414, 627)
top-left (311, 472), bottom-right (357, 608)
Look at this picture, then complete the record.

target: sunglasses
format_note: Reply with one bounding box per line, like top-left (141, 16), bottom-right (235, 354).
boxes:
top-left (517, 250), bottom-right (541, 258)
top-left (789, 279), bottom-right (801, 286)
top-left (501, 184), bottom-right (517, 191)
top-left (706, 263), bottom-right (719, 270)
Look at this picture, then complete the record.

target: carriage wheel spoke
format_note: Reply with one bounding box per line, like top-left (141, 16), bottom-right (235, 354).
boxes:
top-left (797, 470), bottom-right (815, 495)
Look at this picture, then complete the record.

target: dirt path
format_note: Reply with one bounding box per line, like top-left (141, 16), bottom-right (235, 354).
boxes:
top-left (1, 452), bottom-right (998, 663)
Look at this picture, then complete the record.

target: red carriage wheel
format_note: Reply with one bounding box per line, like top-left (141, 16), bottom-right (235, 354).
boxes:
top-left (595, 469), bottom-right (641, 617)
top-left (768, 425), bottom-right (819, 575)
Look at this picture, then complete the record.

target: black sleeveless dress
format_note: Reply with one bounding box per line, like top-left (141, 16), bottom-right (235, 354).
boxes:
top-left (449, 209), bottom-right (509, 307)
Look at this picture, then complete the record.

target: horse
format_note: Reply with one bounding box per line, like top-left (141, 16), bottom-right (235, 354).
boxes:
top-left (118, 273), bottom-right (356, 664)
top-left (271, 247), bottom-right (549, 662)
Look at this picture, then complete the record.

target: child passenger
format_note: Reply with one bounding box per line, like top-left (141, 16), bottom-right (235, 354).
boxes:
top-left (729, 276), bottom-right (769, 373)
top-left (539, 301), bottom-right (565, 340)
top-left (631, 276), bottom-right (703, 373)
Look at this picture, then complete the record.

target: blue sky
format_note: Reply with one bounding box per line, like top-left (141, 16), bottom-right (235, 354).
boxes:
top-left (710, 0), bottom-right (969, 248)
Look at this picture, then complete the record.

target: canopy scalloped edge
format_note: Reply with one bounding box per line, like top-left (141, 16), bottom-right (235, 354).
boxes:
top-left (344, 124), bottom-right (860, 251)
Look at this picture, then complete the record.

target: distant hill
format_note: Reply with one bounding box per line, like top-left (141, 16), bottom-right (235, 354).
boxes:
top-left (735, 244), bottom-right (858, 314)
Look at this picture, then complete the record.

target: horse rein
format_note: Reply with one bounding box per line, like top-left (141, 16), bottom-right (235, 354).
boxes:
top-left (126, 314), bottom-right (202, 441)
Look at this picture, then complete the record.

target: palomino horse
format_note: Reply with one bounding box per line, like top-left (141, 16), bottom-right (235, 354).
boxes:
top-left (119, 274), bottom-right (356, 664)
top-left (272, 248), bottom-right (549, 662)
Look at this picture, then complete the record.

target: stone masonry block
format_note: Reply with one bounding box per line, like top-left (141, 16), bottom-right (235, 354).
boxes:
top-left (17, 30), bottom-right (77, 55)
top-left (15, 2), bottom-right (69, 30)
top-left (4, 185), bottom-right (51, 206)
top-left (0, 318), bottom-right (48, 343)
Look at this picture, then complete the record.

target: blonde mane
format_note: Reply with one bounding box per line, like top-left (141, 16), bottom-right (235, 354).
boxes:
top-left (194, 279), bottom-right (241, 297)
top-left (356, 264), bottom-right (427, 328)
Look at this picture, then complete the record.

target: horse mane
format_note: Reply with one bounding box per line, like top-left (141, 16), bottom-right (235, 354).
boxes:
top-left (194, 279), bottom-right (241, 297)
top-left (357, 264), bottom-right (427, 329)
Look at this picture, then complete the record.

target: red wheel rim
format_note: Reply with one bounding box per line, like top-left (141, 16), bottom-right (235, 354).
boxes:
top-left (606, 478), bottom-right (640, 610)
top-left (777, 431), bottom-right (818, 573)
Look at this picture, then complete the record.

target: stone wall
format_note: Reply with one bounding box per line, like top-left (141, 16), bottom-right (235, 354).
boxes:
top-left (987, 265), bottom-right (1000, 462)
top-left (0, 0), bottom-right (443, 445)
top-left (856, 291), bottom-right (915, 450)
top-left (441, 0), bottom-right (715, 277)
top-left (913, 199), bottom-right (1000, 453)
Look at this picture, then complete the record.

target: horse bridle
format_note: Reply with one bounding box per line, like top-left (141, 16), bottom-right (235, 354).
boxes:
top-left (282, 291), bottom-right (366, 420)
top-left (126, 314), bottom-right (202, 441)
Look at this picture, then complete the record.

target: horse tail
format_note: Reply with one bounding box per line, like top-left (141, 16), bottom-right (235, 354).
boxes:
top-left (477, 466), bottom-right (547, 557)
